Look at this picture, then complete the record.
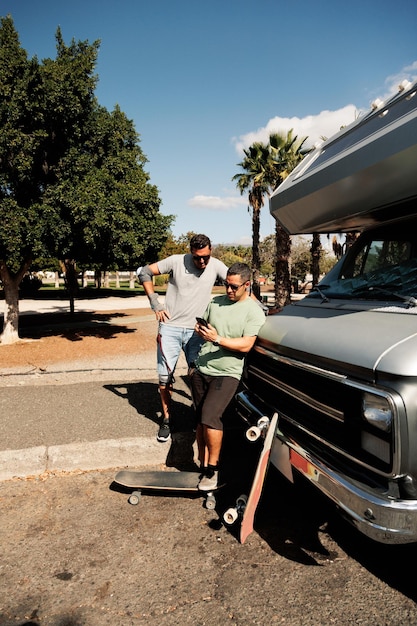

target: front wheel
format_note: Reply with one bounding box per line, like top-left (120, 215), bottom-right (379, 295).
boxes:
top-left (128, 490), bottom-right (142, 505)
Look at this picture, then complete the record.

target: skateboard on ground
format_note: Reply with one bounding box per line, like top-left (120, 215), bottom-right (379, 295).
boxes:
top-left (224, 411), bottom-right (279, 543)
top-left (114, 469), bottom-right (223, 510)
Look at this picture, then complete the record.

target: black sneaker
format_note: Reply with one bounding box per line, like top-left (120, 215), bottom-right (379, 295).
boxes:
top-left (157, 421), bottom-right (170, 442)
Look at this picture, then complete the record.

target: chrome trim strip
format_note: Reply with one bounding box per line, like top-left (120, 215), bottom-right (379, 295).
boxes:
top-left (250, 364), bottom-right (344, 422)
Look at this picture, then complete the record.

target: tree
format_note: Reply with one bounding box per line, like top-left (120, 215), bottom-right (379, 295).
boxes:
top-left (158, 232), bottom-right (196, 258)
top-left (212, 243), bottom-right (251, 269)
top-left (268, 131), bottom-right (309, 306)
top-left (290, 236), bottom-right (311, 286)
top-left (233, 130), bottom-right (308, 306)
top-left (0, 17), bottom-right (171, 342)
top-left (311, 232), bottom-right (322, 287)
top-left (232, 143), bottom-right (273, 300)
top-left (259, 234), bottom-right (276, 281)
top-left (44, 103), bottom-right (172, 309)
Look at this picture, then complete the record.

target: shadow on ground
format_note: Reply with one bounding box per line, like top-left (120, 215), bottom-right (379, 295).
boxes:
top-left (0, 310), bottom-right (141, 342)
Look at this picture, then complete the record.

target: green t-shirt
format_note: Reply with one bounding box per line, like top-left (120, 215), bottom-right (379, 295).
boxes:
top-left (196, 294), bottom-right (266, 380)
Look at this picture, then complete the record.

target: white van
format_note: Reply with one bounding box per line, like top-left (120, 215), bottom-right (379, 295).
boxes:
top-left (237, 80), bottom-right (417, 544)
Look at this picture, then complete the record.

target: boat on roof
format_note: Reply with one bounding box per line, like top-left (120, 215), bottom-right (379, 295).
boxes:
top-left (269, 79), bottom-right (417, 234)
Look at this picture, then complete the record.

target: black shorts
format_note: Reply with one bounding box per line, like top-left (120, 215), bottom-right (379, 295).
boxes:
top-left (191, 370), bottom-right (240, 430)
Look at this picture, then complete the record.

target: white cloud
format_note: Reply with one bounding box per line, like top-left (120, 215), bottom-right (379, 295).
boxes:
top-left (188, 63), bottom-right (417, 217)
top-left (232, 105), bottom-right (358, 154)
top-left (232, 62), bottom-right (417, 156)
top-left (381, 61), bottom-right (417, 100)
top-left (188, 194), bottom-right (247, 211)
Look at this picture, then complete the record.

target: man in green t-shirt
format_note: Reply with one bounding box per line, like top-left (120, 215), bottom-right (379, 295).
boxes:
top-left (191, 262), bottom-right (266, 491)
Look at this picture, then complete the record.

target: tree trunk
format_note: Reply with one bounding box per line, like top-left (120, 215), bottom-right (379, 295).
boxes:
top-left (61, 259), bottom-right (79, 316)
top-left (251, 206), bottom-right (261, 300)
top-left (1, 281), bottom-right (20, 344)
top-left (0, 258), bottom-right (32, 344)
top-left (274, 222), bottom-right (291, 308)
top-left (311, 233), bottom-right (322, 287)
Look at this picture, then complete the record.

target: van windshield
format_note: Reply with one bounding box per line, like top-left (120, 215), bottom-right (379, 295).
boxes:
top-left (311, 233), bottom-right (417, 301)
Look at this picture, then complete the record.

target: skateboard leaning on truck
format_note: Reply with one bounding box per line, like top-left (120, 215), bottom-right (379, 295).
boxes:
top-left (114, 469), bottom-right (223, 510)
top-left (223, 411), bottom-right (279, 543)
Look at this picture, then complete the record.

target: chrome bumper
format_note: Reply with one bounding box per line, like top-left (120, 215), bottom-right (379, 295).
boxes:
top-left (236, 391), bottom-right (417, 545)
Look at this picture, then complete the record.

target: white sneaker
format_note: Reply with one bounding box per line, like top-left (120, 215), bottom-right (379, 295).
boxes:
top-left (198, 470), bottom-right (218, 491)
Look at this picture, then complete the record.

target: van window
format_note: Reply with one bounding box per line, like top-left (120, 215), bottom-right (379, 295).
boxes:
top-left (353, 240), bottom-right (411, 277)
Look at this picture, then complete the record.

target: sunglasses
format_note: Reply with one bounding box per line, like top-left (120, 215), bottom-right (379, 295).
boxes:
top-left (192, 254), bottom-right (211, 263)
top-left (224, 281), bottom-right (246, 292)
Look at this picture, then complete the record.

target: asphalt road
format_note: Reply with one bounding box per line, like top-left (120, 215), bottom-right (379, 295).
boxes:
top-left (1, 297), bottom-right (417, 625)
top-left (3, 463), bottom-right (417, 626)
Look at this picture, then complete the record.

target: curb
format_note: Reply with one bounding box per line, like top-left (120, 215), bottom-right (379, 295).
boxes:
top-left (0, 436), bottom-right (172, 482)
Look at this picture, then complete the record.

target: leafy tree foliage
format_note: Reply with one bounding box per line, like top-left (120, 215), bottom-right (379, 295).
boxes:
top-left (157, 231), bottom-right (196, 258)
top-left (212, 243), bottom-right (251, 269)
top-left (0, 16), bottom-right (171, 342)
top-left (259, 235), bottom-right (275, 279)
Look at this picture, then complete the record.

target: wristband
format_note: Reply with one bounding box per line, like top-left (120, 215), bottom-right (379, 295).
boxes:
top-left (149, 293), bottom-right (165, 312)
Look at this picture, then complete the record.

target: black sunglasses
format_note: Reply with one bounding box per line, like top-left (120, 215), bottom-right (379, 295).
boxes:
top-left (192, 254), bottom-right (210, 262)
top-left (224, 280), bottom-right (246, 292)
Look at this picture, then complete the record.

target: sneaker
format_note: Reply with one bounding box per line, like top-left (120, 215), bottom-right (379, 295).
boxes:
top-left (198, 470), bottom-right (218, 491)
top-left (157, 421), bottom-right (170, 442)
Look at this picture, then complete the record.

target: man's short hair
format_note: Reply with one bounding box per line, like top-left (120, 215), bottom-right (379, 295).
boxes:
top-left (190, 234), bottom-right (211, 251)
top-left (227, 262), bottom-right (251, 283)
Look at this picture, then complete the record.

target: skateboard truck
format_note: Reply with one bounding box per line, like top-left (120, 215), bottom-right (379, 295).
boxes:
top-left (223, 412), bottom-right (279, 543)
top-left (245, 415), bottom-right (270, 442)
top-left (127, 487), bottom-right (218, 510)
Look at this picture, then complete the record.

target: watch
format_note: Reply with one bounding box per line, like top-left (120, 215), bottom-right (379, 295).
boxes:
top-left (213, 337), bottom-right (221, 347)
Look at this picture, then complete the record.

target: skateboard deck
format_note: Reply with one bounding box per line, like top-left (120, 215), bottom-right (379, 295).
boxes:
top-left (114, 469), bottom-right (222, 509)
top-left (224, 412), bottom-right (279, 543)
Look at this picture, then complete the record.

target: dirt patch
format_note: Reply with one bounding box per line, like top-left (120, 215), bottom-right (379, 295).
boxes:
top-left (0, 308), bottom-right (157, 369)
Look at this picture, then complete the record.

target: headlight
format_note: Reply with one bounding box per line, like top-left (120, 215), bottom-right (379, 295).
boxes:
top-left (362, 392), bottom-right (393, 432)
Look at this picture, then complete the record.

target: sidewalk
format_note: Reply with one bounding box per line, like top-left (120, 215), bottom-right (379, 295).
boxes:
top-left (0, 295), bottom-right (194, 481)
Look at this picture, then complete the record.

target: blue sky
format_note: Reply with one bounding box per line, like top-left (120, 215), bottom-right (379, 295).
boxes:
top-left (2, 0), bottom-right (417, 245)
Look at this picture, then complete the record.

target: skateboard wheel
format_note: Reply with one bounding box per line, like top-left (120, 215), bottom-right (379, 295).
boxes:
top-left (223, 507), bottom-right (239, 525)
top-left (128, 490), bottom-right (142, 505)
top-left (246, 426), bottom-right (261, 442)
top-left (205, 495), bottom-right (216, 510)
top-left (257, 416), bottom-right (270, 429)
top-left (224, 507), bottom-right (239, 525)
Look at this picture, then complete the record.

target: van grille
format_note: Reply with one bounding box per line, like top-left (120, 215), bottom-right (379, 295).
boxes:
top-left (242, 344), bottom-right (394, 479)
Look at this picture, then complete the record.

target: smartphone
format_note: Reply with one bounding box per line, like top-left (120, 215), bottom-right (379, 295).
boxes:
top-left (196, 316), bottom-right (209, 328)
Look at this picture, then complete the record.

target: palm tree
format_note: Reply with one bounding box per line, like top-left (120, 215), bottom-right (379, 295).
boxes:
top-left (232, 142), bottom-right (272, 300)
top-left (233, 130), bottom-right (310, 305)
top-left (268, 131), bottom-right (310, 307)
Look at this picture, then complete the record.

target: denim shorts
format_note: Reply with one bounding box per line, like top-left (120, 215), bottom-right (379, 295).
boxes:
top-left (157, 323), bottom-right (203, 384)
